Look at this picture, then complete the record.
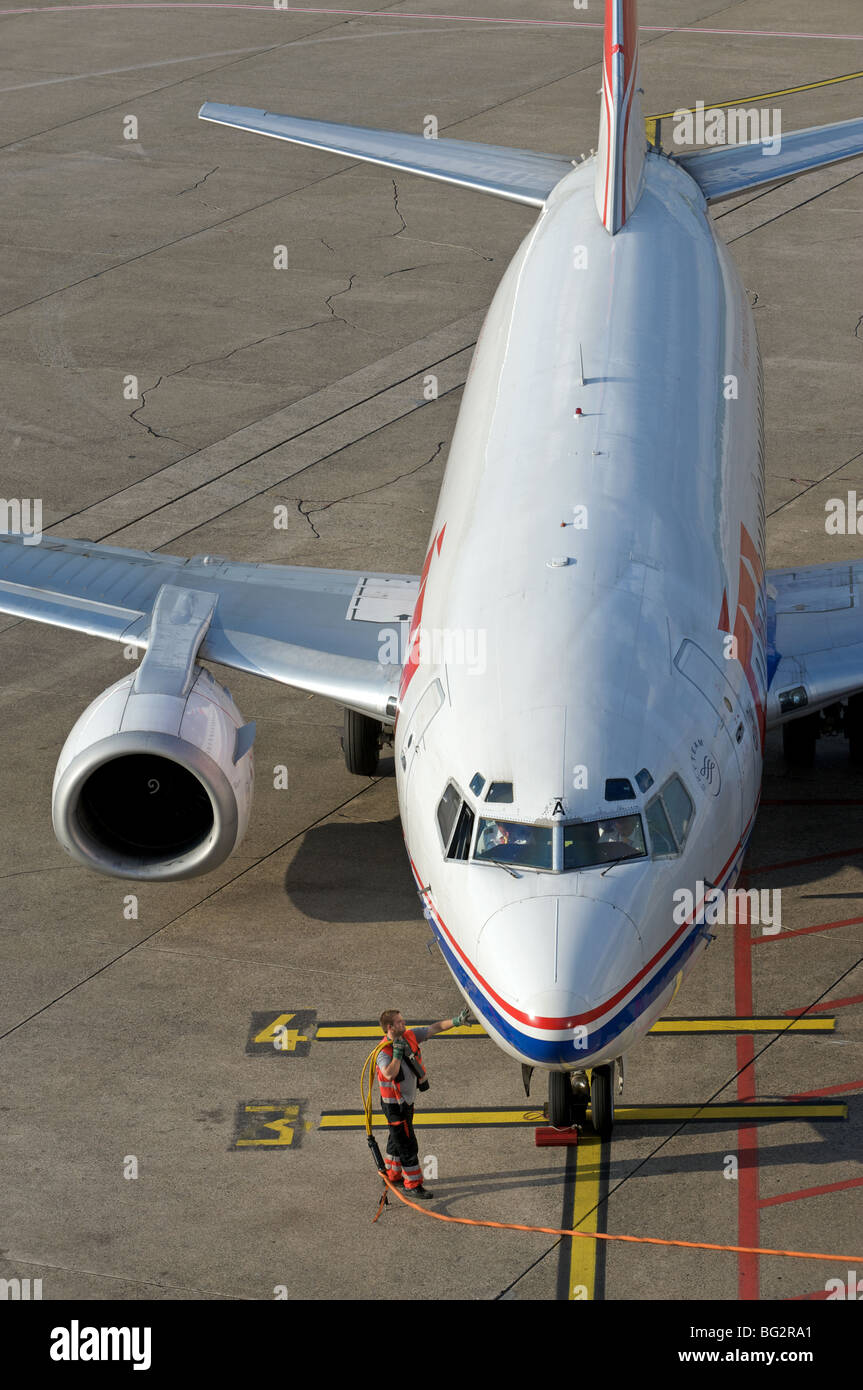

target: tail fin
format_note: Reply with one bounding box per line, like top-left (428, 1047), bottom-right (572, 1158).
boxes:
top-left (595, 0), bottom-right (647, 234)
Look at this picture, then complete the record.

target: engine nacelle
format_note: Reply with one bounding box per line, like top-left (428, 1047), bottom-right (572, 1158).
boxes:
top-left (52, 666), bottom-right (254, 881)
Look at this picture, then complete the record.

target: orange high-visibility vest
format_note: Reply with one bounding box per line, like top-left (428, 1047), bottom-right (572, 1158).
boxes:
top-left (377, 1029), bottom-right (428, 1102)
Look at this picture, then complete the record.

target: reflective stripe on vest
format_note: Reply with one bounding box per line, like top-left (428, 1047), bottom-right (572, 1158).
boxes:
top-left (377, 1029), bottom-right (427, 1101)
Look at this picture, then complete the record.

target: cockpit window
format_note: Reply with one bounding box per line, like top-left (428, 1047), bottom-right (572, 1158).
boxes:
top-left (663, 776), bottom-right (694, 848)
top-left (475, 818), bottom-right (553, 869)
top-left (469, 772), bottom-right (486, 796)
top-left (485, 781), bottom-right (514, 803)
top-left (563, 814), bottom-right (647, 870)
top-left (436, 783), bottom-right (461, 849)
top-left (645, 796), bottom-right (677, 857)
top-left (448, 802), bottom-right (475, 861)
top-left (605, 778), bottom-right (635, 801)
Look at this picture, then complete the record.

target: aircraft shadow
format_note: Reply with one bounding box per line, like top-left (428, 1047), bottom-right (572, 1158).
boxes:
top-left (283, 813), bottom-right (418, 922)
top-left (422, 1125), bottom-right (860, 1216)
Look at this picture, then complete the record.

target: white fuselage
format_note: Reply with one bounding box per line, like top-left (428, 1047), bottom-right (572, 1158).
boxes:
top-left (394, 150), bottom-right (767, 1071)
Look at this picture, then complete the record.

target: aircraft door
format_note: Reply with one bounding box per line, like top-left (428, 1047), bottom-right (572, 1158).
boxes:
top-left (674, 639), bottom-right (748, 834)
top-left (399, 678), bottom-right (445, 841)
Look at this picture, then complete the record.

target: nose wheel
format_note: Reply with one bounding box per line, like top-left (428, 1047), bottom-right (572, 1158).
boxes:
top-left (590, 1063), bottom-right (616, 1137)
top-left (547, 1070), bottom-right (590, 1127)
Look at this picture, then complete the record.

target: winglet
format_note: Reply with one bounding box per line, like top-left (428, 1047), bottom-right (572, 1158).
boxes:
top-left (595, 0), bottom-right (647, 234)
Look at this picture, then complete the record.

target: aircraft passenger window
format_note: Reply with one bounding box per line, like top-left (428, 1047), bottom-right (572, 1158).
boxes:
top-left (469, 772), bottom-right (486, 796)
top-left (447, 802), bottom-right (475, 861)
top-left (436, 783), bottom-right (461, 850)
top-left (563, 815), bottom-right (647, 870)
top-left (605, 778), bottom-right (635, 800)
top-left (475, 818), bottom-right (553, 870)
top-left (662, 776), bottom-right (694, 848)
top-left (646, 797), bottom-right (677, 857)
top-left (485, 782), bottom-right (514, 803)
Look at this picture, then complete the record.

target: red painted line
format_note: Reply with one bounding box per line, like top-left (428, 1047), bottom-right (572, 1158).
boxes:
top-left (784, 994), bottom-right (863, 1016)
top-left (3, 7), bottom-right (863, 41)
top-left (759, 1176), bottom-right (863, 1209)
top-left (789, 1288), bottom-right (832, 1300)
top-left (733, 889), bottom-right (760, 1301)
top-left (745, 845), bottom-right (863, 875)
top-left (785, 1078), bottom-right (863, 1099)
top-left (751, 914), bottom-right (863, 945)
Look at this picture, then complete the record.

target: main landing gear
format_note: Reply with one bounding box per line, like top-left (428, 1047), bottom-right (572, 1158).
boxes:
top-left (783, 697), bottom-right (863, 768)
top-left (546, 1061), bottom-right (622, 1137)
top-left (342, 709), bottom-right (383, 775)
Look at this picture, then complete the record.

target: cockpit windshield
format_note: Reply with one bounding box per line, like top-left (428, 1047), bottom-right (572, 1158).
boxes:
top-left (563, 814), bottom-right (647, 870)
top-left (475, 818), bottom-right (554, 870)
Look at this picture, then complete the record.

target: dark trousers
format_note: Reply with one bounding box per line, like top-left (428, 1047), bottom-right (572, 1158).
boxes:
top-left (381, 1101), bottom-right (423, 1188)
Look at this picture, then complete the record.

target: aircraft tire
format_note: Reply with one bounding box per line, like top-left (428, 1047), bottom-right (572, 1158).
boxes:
top-left (847, 695), bottom-right (863, 767)
top-left (782, 712), bottom-right (819, 768)
top-left (590, 1065), bottom-right (614, 1138)
top-left (342, 709), bottom-right (381, 775)
top-left (548, 1071), bottom-right (572, 1127)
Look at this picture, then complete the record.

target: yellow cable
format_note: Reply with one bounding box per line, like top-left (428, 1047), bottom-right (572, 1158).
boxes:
top-left (361, 1040), bottom-right (386, 1136)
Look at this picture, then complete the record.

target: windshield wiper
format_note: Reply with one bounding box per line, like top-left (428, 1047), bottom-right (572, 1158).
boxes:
top-left (490, 859), bottom-right (521, 878)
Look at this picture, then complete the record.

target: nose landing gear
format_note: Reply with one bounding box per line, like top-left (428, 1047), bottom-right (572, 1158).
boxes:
top-left (546, 1060), bottom-right (621, 1135)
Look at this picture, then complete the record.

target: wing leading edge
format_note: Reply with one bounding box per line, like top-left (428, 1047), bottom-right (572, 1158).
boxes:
top-left (0, 535), bottom-right (419, 723)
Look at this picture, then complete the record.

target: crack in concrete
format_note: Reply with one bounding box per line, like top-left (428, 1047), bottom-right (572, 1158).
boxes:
top-left (382, 264), bottom-right (431, 278)
top-left (169, 319), bottom-right (334, 380)
top-left (390, 177), bottom-right (492, 262)
top-left (129, 377), bottom-right (182, 443)
top-left (177, 166), bottom-right (219, 195)
top-left (295, 439), bottom-right (445, 539)
top-left (319, 237), bottom-right (336, 254)
top-left (854, 315), bottom-right (863, 340)
top-left (391, 178), bottom-right (407, 236)
top-left (297, 499), bottom-right (321, 539)
top-left (324, 273), bottom-right (358, 326)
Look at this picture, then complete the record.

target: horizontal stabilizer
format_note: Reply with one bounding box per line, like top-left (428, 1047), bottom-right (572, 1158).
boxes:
top-left (198, 103), bottom-right (573, 207)
top-left (679, 116), bottom-right (863, 202)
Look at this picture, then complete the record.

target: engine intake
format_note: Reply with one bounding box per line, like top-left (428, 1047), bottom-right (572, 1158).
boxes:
top-left (53, 666), bottom-right (254, 881)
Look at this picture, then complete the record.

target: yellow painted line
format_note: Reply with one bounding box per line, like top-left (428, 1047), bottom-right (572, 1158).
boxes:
top-left (314, 1017), bottom-right (833, 1039)
top-left (567, 1134), bottom-right (603, 1302)
top-left (645, 69), bottom-right (863, 144)
top-left (321, 1109), bottom-right (546, 1128)
top-left (315, 1024), bottom-right (485, 1039)
top-left (320, 1102), bottom-right (846, 1129)
top-left (651, 1017), bottom-right (835, 1034)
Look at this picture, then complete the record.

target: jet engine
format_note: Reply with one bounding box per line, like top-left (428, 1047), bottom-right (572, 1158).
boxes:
top-left (52, 665), bottom-right (254, 881)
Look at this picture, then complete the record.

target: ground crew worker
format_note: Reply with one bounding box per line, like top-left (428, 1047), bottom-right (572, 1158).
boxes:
top-left (377, 1006), bottom-right (471, 1199)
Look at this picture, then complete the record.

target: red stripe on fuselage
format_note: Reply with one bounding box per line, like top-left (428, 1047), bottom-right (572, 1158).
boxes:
top-left (397, 522), bottom-right (446, 706)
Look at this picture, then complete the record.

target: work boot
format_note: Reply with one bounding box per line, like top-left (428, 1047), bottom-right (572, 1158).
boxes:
top-left (410, 1185), bottom-right (435, 1200)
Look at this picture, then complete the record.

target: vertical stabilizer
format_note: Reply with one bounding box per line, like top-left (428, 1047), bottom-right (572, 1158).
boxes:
top-left (595, 0), bottom-right (647, 234)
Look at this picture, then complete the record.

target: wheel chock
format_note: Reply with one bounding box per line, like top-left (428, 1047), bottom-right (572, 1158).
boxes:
top-left (534, 1126), bottom-right (580, 1147)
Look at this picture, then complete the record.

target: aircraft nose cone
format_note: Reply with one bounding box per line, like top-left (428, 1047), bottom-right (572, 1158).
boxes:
top-left (476, 894), bottom-right (645, 1022)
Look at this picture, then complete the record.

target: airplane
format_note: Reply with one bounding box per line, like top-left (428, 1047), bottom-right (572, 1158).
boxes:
top-left (2, 0), bottom-right (863, 1135)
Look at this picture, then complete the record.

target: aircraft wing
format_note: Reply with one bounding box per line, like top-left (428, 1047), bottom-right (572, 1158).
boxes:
top-left (766, 560), bottom-right (863, 727)
top-left (0, 536), bottom-right (419, 722)
top-left (679, 116), bottom-right (863, 203)
top-left (198, 103), bottom-right (574, 207)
